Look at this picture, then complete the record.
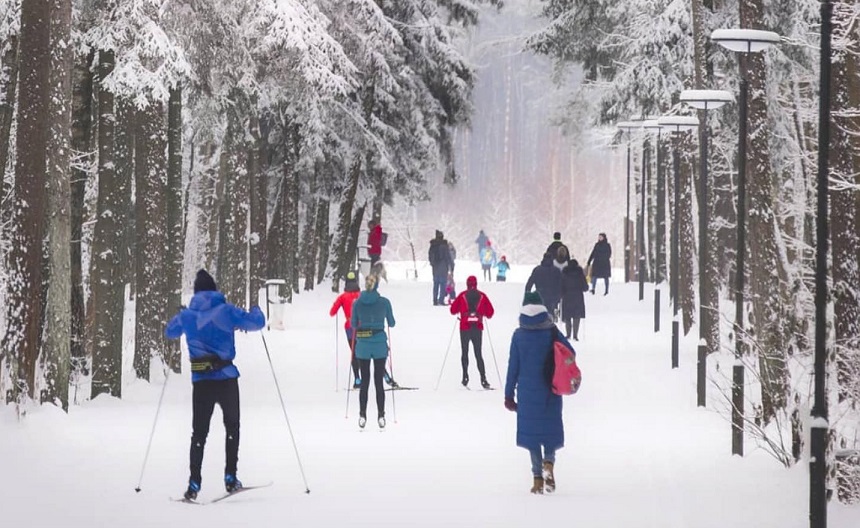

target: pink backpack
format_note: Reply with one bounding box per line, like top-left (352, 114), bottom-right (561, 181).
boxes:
top-left (549, 334), bottom-right (582, 396)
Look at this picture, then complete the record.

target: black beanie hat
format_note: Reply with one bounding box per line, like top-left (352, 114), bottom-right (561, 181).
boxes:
top-left (194, 269), bottom-right (218, 293)
top-left (553, 232), bottom-right (561, 241)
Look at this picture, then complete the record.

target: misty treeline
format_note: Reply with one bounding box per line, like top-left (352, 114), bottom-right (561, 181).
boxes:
top-left (0, 0), bottom-right (502, 411)
top-left (530, 0), bottom-right (860, 502)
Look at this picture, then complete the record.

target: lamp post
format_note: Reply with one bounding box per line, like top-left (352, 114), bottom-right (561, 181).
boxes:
top-left (618, 121), bottom-right (642, 284)
top-left (643, 119), bottom-right (663, 331)
top-left (711, 27), bottom-right (780, 458)
top-left (657, 116), bottom-right (698, 370)
top-left (679, 89), bottom-right (733, 408)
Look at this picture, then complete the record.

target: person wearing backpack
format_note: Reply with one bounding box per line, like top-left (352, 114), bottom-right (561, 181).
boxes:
top-left (479, 240), bottom-right (497, 281)
top-left (449, 275), bottom-right (495, 388)
top-left (367, 219), bottom-right (384, 266)
top-left (504, 291), bottom-right (574, 494)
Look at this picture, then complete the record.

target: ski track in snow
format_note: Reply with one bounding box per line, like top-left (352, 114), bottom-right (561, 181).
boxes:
top-left (3, 261), bottom-right (859, 527)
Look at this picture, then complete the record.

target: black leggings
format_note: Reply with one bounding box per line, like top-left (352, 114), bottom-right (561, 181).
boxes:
top-left (460, 327), bottom-right (486, 380)
top-left (190, 378), bottom-right (240, 483)
top-left (359, 358), bottom-right (387, 418)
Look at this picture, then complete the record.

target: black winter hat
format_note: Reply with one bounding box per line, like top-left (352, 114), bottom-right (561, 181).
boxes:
top-left (553, 232), bottom-right (561, 241)
top-left (194, 269), bottom-right (218, 293)
top-left (435, 230), bottom-right (443, 239)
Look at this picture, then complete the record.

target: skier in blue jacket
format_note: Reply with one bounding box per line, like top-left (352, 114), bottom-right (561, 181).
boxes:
top-left (165, 269), bottom-right (266, 501)
top-left (351, 274), bottom-right (396, 429)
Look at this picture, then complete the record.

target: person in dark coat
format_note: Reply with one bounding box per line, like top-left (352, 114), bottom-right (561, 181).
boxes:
top-left (165, 270), bottom-right (266, 501)
top-left (560, 259), bottom-right (589, 340)
top-left (586, 232), bottom-right (612, 295)
top-left (504, 291), bottom-right (573, 494)
top-left (545, 232), bottom-right (569, 269)
top-left (449, 275), bottom-right (495, 388)
top-left (351, 274), bottom-right (396, 429)
top-left (475, 230), bottom-right (488, 259)
top-left (524, 252), bottom-right (562, 320)
top-left (429, 230), bottom-right (454, 306)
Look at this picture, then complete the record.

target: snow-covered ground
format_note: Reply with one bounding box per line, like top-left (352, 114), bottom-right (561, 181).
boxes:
top-left (3, 260), bottom-right (859, 527)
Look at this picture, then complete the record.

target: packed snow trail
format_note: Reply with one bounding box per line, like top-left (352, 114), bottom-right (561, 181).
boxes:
top-left (3, 261), bottom-right (858, 527)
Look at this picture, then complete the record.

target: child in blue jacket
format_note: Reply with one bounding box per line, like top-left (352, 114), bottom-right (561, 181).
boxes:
top-left (165, 270), bottom-right (265, 501)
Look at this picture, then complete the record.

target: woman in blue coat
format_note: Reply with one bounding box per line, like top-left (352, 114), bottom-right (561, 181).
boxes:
top-left (351, 274), bottom-right (396, 429)
top-left (505, 291), bottom-right (572, 494)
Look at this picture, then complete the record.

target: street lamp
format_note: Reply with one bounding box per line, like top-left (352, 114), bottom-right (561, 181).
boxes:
top-left (711, 27), bottom-right (780, 458)
top-left (657, 115), bottom-right (698, 370)
top-left (643, 119), bottom-right (664, 332)
top-left (680, 89), bottom-right (733, 409)
top-left (618, 121), bottom-right (643, 284)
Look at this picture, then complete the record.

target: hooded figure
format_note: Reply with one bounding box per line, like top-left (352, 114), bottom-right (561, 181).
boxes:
top-left (545, 232), bottom-right (569, 268)
top-left (504, 291), bottom-right (573, 494)
top-left (429, 230), bottom-right (454, 305)
top-left (350, 274), bottom-right (396, 429)
top-left (449, 275), bottom-right (495, 388)
top-left (165, 269), bottom-right (266, 501)
top-left (586, 233), bottom-right (612, 295)
top-left (524, 253), bottom-right (563, 319)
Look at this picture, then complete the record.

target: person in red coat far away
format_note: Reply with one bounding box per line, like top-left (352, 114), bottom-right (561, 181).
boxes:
top-left (450, 276), bottom-right (495, 389)
top-left (367, 219), bottom-right (383, 266)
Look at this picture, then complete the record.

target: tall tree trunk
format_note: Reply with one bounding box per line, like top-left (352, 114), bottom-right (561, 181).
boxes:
top-left (329, 158), bottom-right (361, 292)
top-left (42, 0), bottom-right (73, 410)
top-left (316, 197), bottom-right (330, 284)
top-left (284, 160), bottom-right (300, 294)
top-left (3, 0), bottom-right (51, 401)
top-left (655, 138), bottom-right (667, 283)
top-left (217, 109), bottom-right (248, 307)
top-left (165, 87), bottom-right (183, 373)
top-left (680, 139), bottom-right (697, 336)
top-left (0, 34), bottom-right (19, 214)
top-left (741, 0), bottom-right (788, 423)
top-left (248, 114), bottom-right (267, 294)
top-left (267, 176), bottom-right (287, 286)
top-left (90, 48), bottom-right (125, 398)
top-left (70, 50), bottom-right (94, 377)
top-left (301, 168), bottom-right (319, 291)
top-left (115, 97), bottom-right (134, 291)
top-left (134, 103), bottom-right (167, 380)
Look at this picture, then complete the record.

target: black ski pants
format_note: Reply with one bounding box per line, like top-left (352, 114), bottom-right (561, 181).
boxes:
top-left (359, 358), bottom-right (387, 419)
top-left (190, 378), bottom-right (240, 484)
top-left (460, 327), bottom-right (486, 381)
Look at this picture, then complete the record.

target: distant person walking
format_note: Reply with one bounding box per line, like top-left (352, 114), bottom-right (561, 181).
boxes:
top-left (351, 274), bottom-right (396, 429)
top-left (449, 275), bottom-right (495, 389)
top-left (495, 255), bottom-right (510, 282)
top-left (165, 270), bottom-right (266, 501)
top-left (479, 240), bottom-right (497, 281)
top-left (504, 291), bottom-right (574, 494)
top-left (367, 219), bottom-right (384, 266)
top-left (545, 232), bottom-right (569, 270)
top-left (560, 257), bottom-right (589, 340)
top-left (429, 230), bottom-right (454, 306)
top-left (525, 252), bottom-right (562, 320)
top-left (587, 232), bottom-right (612, 295)
top-left (475, 230), bottom-right (488, 259)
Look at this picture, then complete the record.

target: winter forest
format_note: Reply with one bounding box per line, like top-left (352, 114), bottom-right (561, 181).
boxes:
top-left (1, 0), bottom-right (860, 524)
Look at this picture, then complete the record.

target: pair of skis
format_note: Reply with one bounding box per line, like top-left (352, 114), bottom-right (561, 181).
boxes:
top-left (172, 482), bottom-right (273, 505)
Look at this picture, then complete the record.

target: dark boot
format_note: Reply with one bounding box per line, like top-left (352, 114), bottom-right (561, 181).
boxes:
top-left (461, 373), bottom-right (469, 387)
top-left (530, 476), bottom-right (544, 494)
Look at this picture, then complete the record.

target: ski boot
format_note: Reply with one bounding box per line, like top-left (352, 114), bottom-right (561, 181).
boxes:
top-left (353, 377), bottom-right (362, 390)
top-left (481, 379), bottom-right (491, 390)
top-left (378, 416), bottom-right (386, 429)
top-left (359, 415), bottom-right (367, 429)
top-left (384, 372), bottom-right (399, 389)
top-left (530, 476), bottom-right (544, 494)
top-left (542, 461), bottom-right (555, 493)
top-left (461, 373), bottom-right (469, 387)
top-left (224, 474), bottom-right (243, 493)
top-left (184, 479), bottom-right (201, 501)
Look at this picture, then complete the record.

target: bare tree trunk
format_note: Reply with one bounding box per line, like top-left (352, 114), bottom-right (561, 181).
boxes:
top-left (248, 114), bottom-right (267, 292)
top-left (164, 87), bottom-right (183, 373)
top-left (3, 0), bottom-right (51, 401)
top-left (42, 0), bottom-right (73, 410)
top-left (267, 175), bottom-right (286, 285)
top-left (329, 158), bottom-right (361, 292)
top-left (301, 168), bottom-right (319, 291)
top-left (115, 97), bottom-right (134, 291)
top-left (90, 48), bottom-right (125, 398)
top-left (0, 34), bottom-right (18, 213)
top-left (134, 103), bottom-right (167, 380)
top-left (316, 197), bottom-right (330, 284)
top-left (284, 160), bottom-right (300, 294)
top-left (70, 50), bottom-right (94, 377)
top-left (217, 108), bottom-right (248, 307)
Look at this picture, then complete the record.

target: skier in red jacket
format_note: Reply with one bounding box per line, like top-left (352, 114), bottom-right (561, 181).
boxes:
top-left (367, 220), bottom-right (383, 266)
top-left (449, 275), bottom-right (495, 388)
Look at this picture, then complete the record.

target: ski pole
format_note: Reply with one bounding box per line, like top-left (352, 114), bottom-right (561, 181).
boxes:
top-left (260, 332), bottom-right (311, 494)
top-left (434, 319), bottom-right (459, 391)
top-left (335, 314), bottom-right (339, 392)
top-left (345, 330), bottom-right (358, 418)
top-left (484, 321), bottom-right (503, 388)
top-left (135, 367), bottom-right (170, 493)
top-left (387, 326), bottom-right (396, 424)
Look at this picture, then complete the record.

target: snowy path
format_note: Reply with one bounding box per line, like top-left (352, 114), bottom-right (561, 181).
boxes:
top-left (3, 262), bottom-right (858, 527)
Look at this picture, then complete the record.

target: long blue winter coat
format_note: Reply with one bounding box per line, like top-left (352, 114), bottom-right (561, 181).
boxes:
top-left (165, 291), bottom-right (266, 382)
top-left (351, 284), bottom-right (395, 360)
top-left (505, 305), bottom-right (567, 451)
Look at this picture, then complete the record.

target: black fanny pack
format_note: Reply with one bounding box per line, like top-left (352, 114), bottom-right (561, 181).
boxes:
top-left (355, 328), bottom-right (385, 339)
top-left (190, 354), bottom-right (234, 373)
